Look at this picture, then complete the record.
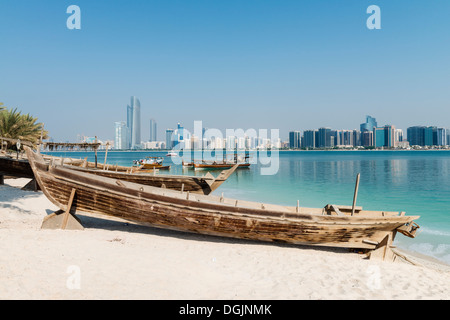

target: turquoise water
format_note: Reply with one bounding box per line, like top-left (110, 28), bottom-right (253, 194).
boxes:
top-left (45, 150), bottom-right (450, 264)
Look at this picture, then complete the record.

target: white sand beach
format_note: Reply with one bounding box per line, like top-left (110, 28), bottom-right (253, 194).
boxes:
top-left (1, 178), bottom-right (449, 300)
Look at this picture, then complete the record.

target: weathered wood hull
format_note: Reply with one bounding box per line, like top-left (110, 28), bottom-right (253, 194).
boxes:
top-left (66, 166), bottom-right (217, 195)
top-left (0, 156), bottom-right (34, 178)
top-left (25, 147), bottom-right (420, 254)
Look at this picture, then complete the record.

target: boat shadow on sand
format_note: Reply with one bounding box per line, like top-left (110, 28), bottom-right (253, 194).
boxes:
top-left (71, 211), bottom-right (352, 256)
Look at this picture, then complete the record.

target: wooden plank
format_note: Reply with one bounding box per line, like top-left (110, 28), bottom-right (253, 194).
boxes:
top-left (61, 188), bottom-right (76, 230)
top-left (351, 173), bottom-right (360, 216)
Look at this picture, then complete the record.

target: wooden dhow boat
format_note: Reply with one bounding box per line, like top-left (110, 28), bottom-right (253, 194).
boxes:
top-left (0, 154), bottom-right (35, 179)
top-left (62, 164), bottom-right (238, 195)
top-left (193, 153), bottom-right (251, 170)
top-left (25, 147), bottom-right (420, 261)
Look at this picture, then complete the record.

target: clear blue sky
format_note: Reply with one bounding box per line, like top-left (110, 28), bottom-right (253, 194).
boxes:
top-left (1, 0), bottom-right (450, 141)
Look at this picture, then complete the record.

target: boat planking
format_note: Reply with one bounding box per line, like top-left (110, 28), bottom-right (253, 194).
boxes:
top-left (25, 147), bottom-right (420, 260)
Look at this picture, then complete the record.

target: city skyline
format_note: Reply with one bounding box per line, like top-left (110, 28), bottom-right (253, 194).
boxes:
top-left (111, 108), bottom-right (450, 150)
top-left (2, 1), bottom-right (450, 142)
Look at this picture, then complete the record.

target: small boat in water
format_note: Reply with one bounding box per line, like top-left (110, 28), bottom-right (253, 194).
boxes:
top-left (25, 146), bottom-right (420, 261)
top-left (166, 151), bottom-right (177, 157)
top-left (134, 157), bottom-right (170, 170)
top-left (193, 153), bottom-right (251, 170)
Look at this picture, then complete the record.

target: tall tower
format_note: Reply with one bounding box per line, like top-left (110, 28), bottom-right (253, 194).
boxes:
top-left (126, 104), bottom-right (133, 149)
top-left (149, 118), bottom-right (157, 142)
top-left (360, 115), bottom-right (378, 132)
top-left (128, 96), bottom-right (141, 149)
top-left (114, 121), bottom-right (127, 150)
top-left (165, 128), bottom-right (174, 149)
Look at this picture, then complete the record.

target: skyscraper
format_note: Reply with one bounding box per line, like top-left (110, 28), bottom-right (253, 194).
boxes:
top-left (373, 127), bottom-right (385, 148)
top-left (360, 116), bottom-right (378, 132)
top-left (126, 104), bottom-right (133, 149)
top-left (436, 128), bottom-right (447, 146)
top-left (289, 131), bottom-right (301, 149)
top-left (114, 121), bottom-right (127, 150)
top-left (373, 125), bottom-right (395, 148)
top-left (165, 128), bottom-right (174, 150)
top-left (149, 118), bottom-right (157, 142)
top-left (318, 127), bottom-right (331, 148)
top-left (127, 96), bottom-right (141, 149)
top-left (303, 130), bottom-right (317, 149)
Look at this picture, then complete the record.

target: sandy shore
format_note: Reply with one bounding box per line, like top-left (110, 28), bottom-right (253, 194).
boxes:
top-left (1, 178), bottom-right (449, 300)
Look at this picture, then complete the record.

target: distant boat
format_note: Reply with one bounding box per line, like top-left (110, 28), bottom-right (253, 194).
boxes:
top-left (134, 157), bottom-right (170, 170)
top-left (193, 153), bottom-right (251, 170)
top-left (166, 151), bottom-right (177, 157)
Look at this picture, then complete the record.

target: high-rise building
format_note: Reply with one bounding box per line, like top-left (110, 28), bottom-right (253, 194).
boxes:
top-left (353, 130), bottom-right (361, 147)
top-left (165, 128), bottom-right (174, 150)
top-left (318, 127), bottom-right (331, 148)
top-left (114, 121), bottom-right (127, 150)
top-left (424, 126), bottom-right (434, 146)
top-left (126, 104), bottom-right (133, 149)
top-left (303, 130), bottom-right (317, 149)
top-left (361, 131), bottom-right (373, 147)
top-left (360, 115), bottom-right (378, 132)
top-left (289, 131), bottom-right (301, 149)
top-left (436, 128), bottom-right (447, 146)
top-left (126, 96), bottom-right (141, 149)
top-left (177, 123), bottom-right (184, 141)
top-left (373, 125), bottom-right (395, 148)
top-left (407, 126), bottom-right (425, 146)
top-left (149, 118), bottom-right (157, 142)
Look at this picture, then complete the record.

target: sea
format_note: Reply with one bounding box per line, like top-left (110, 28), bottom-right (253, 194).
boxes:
top-left (44, 149), bottom-right (450, 265)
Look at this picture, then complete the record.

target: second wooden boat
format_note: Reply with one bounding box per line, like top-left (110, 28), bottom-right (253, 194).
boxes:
top-left (0, 155), bottom-right (34, 179)
top-left (63, 164), bottom-right (238, 195)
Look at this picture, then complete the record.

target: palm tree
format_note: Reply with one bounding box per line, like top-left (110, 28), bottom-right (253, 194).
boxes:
top-left (0, 107), bottom-right (48, 149)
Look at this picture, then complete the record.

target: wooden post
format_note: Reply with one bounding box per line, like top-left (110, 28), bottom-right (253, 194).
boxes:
top-left (369, 231), bottom-right (396, 261)
top-left (103, 142), bottom-right (109, 168)
top-left (0, 175), bottom-right (4, 185)
top-left (37, 123), bottom-right (44, 155)
top-left (41, 188), bottom-right (84, 230)
top-left (94, 136), bottom-right (98, 168)
top-left (61, 188), bottom-right (76, 229)
top-left (351, 173), bottom-right (361, 216)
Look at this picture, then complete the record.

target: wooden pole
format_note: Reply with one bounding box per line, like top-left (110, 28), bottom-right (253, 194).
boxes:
top-left (37, 123), bottom-right (44, 155)
top-left (62, 188), bottom-right (76, 230)
top-left (351, 173), bottom-right (361, 216)
top-left (103, 142), bottom-right (109, 169)
top-left (94, 136), bottom-right (98, 168)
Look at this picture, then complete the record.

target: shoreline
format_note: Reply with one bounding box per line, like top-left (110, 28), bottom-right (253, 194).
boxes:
top-left (1, 178), bottom-right (449, 299)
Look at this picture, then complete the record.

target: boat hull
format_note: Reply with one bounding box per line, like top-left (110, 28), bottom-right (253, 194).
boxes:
top-left (0, 156), bottom-right (34, 178)
top-left (67, 166), bottom-right (215, 195)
